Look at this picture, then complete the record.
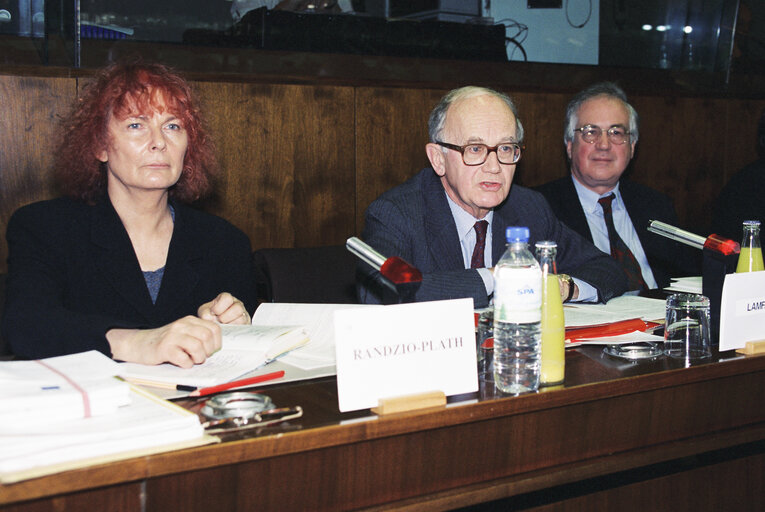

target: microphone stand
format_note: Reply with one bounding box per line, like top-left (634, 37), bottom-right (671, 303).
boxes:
top-left (647, 220), bottom-right (740, 344)
top-left (346, 237), bottom-right (423, 303)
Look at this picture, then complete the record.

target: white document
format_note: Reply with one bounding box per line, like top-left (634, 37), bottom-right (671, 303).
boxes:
top-left (664, 276), bottom-right (702, 294)
top-left (334, 298), bottom-right (477, 412)
top-left (252, 302), bottom-right (376, 370)
top-left (0, 386), bottom-right (210, 484)
top-left (118, 324), bottom-right (309, 387)
top-left (564, 295), bottom-right (667, 328)
top-left (719, 271), bottom-right (765, 351)
top-left (0, 351), bottom-right (131, 427)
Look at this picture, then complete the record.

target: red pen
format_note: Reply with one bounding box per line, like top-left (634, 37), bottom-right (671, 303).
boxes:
top-left (188, 370), bottom-right (286, 397)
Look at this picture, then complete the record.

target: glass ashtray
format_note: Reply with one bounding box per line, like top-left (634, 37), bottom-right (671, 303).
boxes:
top-left (200, 392), bottom-right (274, 420)
top-left (603, 342), bottom-right (664, 361)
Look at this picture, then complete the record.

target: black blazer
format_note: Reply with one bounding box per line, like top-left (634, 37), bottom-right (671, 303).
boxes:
top-left (1, 196), bottom-right (257, 359)
top-left (536, 176), bottom-right (699, 289)
top-left (358, 168), bottom-right (627, 306)
top-left (711, 159), bottom-right (765, 242)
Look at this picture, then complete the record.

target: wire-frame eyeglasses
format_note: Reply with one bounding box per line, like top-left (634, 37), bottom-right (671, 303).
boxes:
top-left (574, 124), bottom-right (631, 145)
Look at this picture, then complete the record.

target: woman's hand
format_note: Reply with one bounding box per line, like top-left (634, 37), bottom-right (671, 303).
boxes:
top-left (197, 292), bottom-right (251, 325)
top-left (106, 316), bottom-right (222, 368)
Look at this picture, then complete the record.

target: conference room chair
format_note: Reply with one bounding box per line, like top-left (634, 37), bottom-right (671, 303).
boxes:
top-left (252, 245), bottom-right (359, 304)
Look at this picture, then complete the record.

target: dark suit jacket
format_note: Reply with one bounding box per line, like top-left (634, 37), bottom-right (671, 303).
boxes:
top-left (1, 196), bottom-right (257, 359)
top-left (358, 168), bottom-right (627, 307)
top-left (535, 176), bottom-right (699, 289)
top-left (711, 159), bottom-right (765, 242)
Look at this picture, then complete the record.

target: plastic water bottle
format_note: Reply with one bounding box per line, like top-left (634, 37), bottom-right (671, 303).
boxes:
top-left (493, 227), bottom-right (542, 394)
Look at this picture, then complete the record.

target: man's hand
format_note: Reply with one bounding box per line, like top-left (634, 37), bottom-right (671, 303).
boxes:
top-left (557, 274), bottom-right (579, 302)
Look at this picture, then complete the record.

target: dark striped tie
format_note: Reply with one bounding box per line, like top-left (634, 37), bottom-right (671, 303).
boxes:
top-left (598, 194), bottom-right (646, 291)
top-left (470, 220), bottom-right (489, 269)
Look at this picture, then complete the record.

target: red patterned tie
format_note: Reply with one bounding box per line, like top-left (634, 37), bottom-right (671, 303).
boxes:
top-left (598, 194), bottom-right (646, 290)
top-left (470, 220), bottom-right (489, 269)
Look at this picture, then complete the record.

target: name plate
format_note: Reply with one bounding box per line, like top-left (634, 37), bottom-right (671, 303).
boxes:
top-left (334, 298), bottom-right (477, 412)
top-left (719, 271), bottom-right (765, 351)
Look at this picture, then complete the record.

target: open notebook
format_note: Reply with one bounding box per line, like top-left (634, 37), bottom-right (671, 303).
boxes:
top-left (118, 324), bottom-right (309, 388)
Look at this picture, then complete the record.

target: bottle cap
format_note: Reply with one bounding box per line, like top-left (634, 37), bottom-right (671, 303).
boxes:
top-left (534, 240), bottom-right (557, 250)
top-left (743, 220), bottom-right (761, 227)
top-left (506, 226), bottom-right (529, 243)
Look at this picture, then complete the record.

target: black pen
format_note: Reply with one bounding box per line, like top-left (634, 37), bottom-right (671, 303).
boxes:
top-left (124, 378), bottom-right (197, 392)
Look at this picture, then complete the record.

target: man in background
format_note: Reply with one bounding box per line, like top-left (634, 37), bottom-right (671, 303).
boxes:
top-left (357, 86), bottom-right (626, 306)
top-left (711, 107), bottom-right (765, 242)
top-left (536, 82), bottom-right (696, 290)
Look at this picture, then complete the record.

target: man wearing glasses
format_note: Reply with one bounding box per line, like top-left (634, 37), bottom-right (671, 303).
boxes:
top-left (537, 82), bottom-right (695, 291)
top-left (357, 86), bottom-right (626, 306)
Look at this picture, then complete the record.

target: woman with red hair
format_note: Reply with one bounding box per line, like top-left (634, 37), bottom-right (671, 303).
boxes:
top-left (2, 60), bottom-right (256, 367)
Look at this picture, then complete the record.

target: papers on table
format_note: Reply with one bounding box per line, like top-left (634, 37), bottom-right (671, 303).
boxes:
top-left (563, 295), bottom-right (666, 346)
top-left (252, 303), bottom-right (375, 370)
top-left (0, 386), bottom-right (213, 484)
top-left (0, 351), bottom-right (130, 428)
top-left (0, 351), bottom-right (214, 484)
top-left (119, 324), bottom-right (309, 388)
top-left (564, 295), bottom-right (666, 327)
top-left (664, 276), bottom-right (702, 294)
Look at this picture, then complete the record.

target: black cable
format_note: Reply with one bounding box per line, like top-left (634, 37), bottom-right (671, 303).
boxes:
top-left (497, 17), bottom-right (528, 61)
top-left (566, 0), bottom-right (592, 29)
top-left (506, 37), bottom-right (528, 61)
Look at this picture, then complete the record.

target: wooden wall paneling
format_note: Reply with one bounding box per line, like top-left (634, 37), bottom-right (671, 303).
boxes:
top-left (195, 82), bottom-right (355, 250)
top-left (0, 75), bottom-right (75, 274)
top-left (354, 87), bottom-right (445, 235)
top-left (510, 90), bottom-right (570, 188)
top-left (629, 95), bottom-right (726, 232)
top-left (721, 98), bottom-right (765, 184)
top-left (291, 85), bottom-right (356, 245)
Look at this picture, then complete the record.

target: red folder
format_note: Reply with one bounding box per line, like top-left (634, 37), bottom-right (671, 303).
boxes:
top-left (565, 318), bottom-right (657, 343)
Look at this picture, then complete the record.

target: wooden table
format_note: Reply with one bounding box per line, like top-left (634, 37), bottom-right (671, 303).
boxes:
top-left (1, 347), bottom-right (763, 511)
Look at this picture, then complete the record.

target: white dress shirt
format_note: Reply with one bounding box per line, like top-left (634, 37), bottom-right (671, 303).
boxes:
top-left (445, 191), bottom-right (596, 301)
top-left (445, 193), bottom-right (495, 294)
top-left (571, 177), bottom-right (658, 289)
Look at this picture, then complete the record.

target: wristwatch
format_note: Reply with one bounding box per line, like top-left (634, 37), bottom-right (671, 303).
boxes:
top-left (558, 274), bottom-right (575, 302)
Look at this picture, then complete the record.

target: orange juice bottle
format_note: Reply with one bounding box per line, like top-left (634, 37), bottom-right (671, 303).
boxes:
top-left (535, 241), bottom-right (565, 386)
top-left (736, 220), bottom-right (764, 273)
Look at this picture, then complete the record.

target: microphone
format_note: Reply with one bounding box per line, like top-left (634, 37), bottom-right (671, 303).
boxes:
top-left (646, 220), bottom-right (739, 344)
top-left (346, 237), bottom-right (422, 302)
top-left (647, 220), bottom-right (740, 255)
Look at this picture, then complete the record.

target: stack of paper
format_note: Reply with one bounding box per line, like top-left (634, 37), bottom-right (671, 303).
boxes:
top-left (0, 351), bottom-right (130, 428)
top-left (564, 295), bottom-right (666, 327)
top-left (563, 295), bottom-right (666, 346)
top-left (0, 351), bottom-right (213, 484)
top-left (665, 276), bottom-right (702, 294)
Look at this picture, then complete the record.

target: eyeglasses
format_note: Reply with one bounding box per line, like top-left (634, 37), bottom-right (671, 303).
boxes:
top-left (574, 125), bottom-right (631, 145)
top-left (435, 141), bottom-right (523, 165)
